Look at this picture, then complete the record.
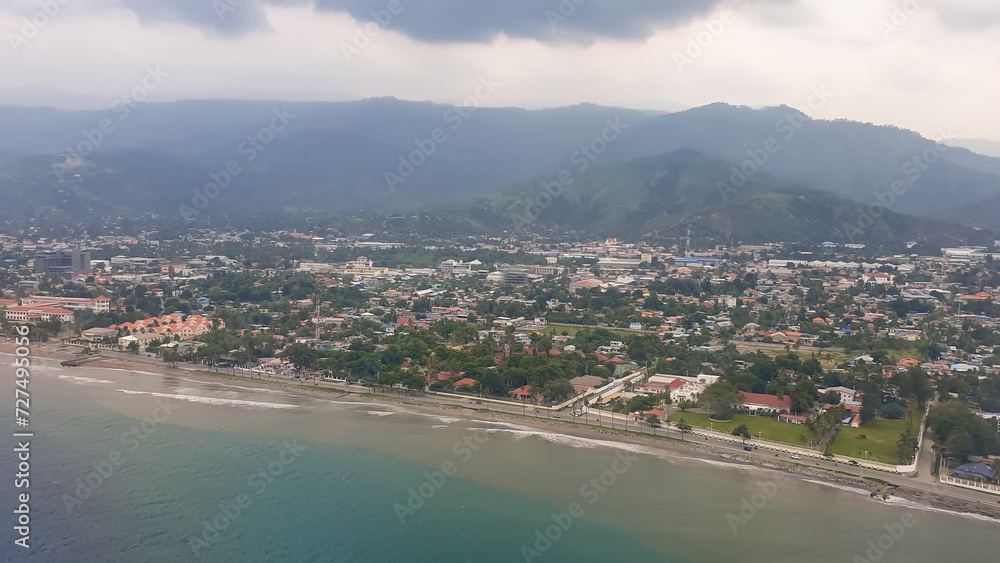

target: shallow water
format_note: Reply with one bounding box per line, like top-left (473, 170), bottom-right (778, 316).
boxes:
top-left (2, 355), bottom-right (996, 562)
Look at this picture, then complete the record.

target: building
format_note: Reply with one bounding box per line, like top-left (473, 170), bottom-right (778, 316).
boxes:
top-left (953, 462), bottom-right (996, 482)
top-left (647, 374), bottom-right (719, 402)
top-left (500, 266), bottom-right (537, 285)
top-left (81, 327), bottom-right (118, 342)
top-left (33, 248), bottom-right (92, 278)
top-left (439, 260), bottom-right (473, 276)
top-left (739, 392), bottom-right (792, 414)
top-left (778, 414), bottom-right (807, 425)
top-left (20, 295), bottom-right (110, 313)
top-left (5, 305), bottom-right (75, 323)
top-left (825, 386), bottom-right (859, 403)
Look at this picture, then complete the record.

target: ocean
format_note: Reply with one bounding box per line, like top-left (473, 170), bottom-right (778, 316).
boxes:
top-left (2, 354), bottom-right (997, 562)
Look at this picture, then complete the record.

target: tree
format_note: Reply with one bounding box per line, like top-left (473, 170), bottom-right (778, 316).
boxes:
top-left (859, 385), bottom-right (879, 426)
top-left (645, 413), bottom-right (660, 428)
top-left (819, 390), bottom-right (842, 405)
top-left (126, 340), bottom-right (140, 354)
top-left (945, 431), bottom-right (975, 460)
top-left (281, 343), bottom-right (320, 374)
top-left (702, 381), bottom-right (743, 420)
top-left (896, 432), bottom-right (918, 464)
top-left (162, 349), bottom-right (181, 368)
top-left (732, 424), bottom-right (752, 443)
top-left (544, 379), bottom-right (574, 402)
top-left (993, 459), bottom-right (1000, 484)
top-left (677, 418), bottom-right (692, 441)
top-left (928, 401), bottom-right (1000, 457)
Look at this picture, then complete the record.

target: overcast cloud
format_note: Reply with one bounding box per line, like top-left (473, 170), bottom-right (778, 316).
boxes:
top-left (1, 0), bottom-right (998, 140)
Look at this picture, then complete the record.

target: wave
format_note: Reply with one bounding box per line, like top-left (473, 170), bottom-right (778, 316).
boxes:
top-left (366, 410), bottom-right (394, 417)
top-left (801, 479), bottom-right (871, 496)
top-left (84, 366), bottom-right (167, 378)
top-left (883, 496), bottom-right (1000, 524)
top-left (802, 479), bottom-right (1000, 524)
top-left (57, 375), bottom-right (114, 385)
top-left (465, 426), bottom-right (670, 459)
top-left (681, 457), bottom-right (773, 472)
top-left (112, 389), bottom-right (298, 409)
top-left (177, 378), bottom-right (298, 396)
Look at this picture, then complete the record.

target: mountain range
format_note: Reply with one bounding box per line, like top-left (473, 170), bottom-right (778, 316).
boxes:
top-left (0, 98), bottom-right (998, 241)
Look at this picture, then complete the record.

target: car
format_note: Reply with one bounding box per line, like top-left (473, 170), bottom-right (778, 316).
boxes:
top-left (743, 446), bottom-right (753, 451)
top-left (790, 454), bottom-right (801, 460)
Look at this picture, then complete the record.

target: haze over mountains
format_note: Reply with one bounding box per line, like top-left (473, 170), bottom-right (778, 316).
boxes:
top-left (1, 98), bottom-right (999, 241)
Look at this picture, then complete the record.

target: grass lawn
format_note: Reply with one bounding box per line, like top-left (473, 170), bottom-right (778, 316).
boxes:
top-left (546, 324), bottom-right (634, 337)
top-left (826, 419), bottom-right (905, 464)
top-left (667, 411), bottom-right (816, 446)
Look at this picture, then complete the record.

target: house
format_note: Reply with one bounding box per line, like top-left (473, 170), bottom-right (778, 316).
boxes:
top-left (509, 385), bottom-right (532, 399)
top-left (739, 392), bottom-right (791, 414)
top-left (778, 414), bottom-right (807, 425)
top-left (569, 375), bottom-right (605, 392)
top-left (863, 272), bottom-right (893, 285)
top-left (954, 462), bottom-right (995, 482)
top-left (118, 332), bottom-right (163, 347)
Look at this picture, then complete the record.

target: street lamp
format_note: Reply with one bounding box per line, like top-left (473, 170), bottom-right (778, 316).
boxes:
top-left (710, 422), bottom-right (714, 433)
top-left (758, 431), bottom-right (762, 441)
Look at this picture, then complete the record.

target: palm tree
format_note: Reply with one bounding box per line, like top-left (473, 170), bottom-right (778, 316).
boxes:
top-left (677, 418), bottom-right (692, 441)
top-left (992, 459), bottom-right (1000, 484)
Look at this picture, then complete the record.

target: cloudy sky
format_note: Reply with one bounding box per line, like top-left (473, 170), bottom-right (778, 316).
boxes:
top-left (2, 0), bottom-right (998, 140)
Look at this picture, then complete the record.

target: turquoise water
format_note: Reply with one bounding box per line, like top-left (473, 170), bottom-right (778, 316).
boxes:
top-left (2, 358), bottom-right (998, 562)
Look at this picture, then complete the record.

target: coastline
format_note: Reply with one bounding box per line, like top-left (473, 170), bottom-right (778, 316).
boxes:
top-left (11, 342), bottom-right (1000, 522)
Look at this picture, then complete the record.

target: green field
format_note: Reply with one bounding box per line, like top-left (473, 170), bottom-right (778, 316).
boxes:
top-left (546, 324), bottom-right (635, 337)
top-left (667, 411), bottom-right (816, 446)
top-left (826, 419), bottom-right (906, 464)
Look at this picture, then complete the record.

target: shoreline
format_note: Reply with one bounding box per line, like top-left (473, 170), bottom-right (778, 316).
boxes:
top-left (11, 342), bottom-right (1000, 522)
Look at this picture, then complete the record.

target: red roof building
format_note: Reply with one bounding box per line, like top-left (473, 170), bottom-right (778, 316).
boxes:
top-left (739, 391), bottom-right (792, 413)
